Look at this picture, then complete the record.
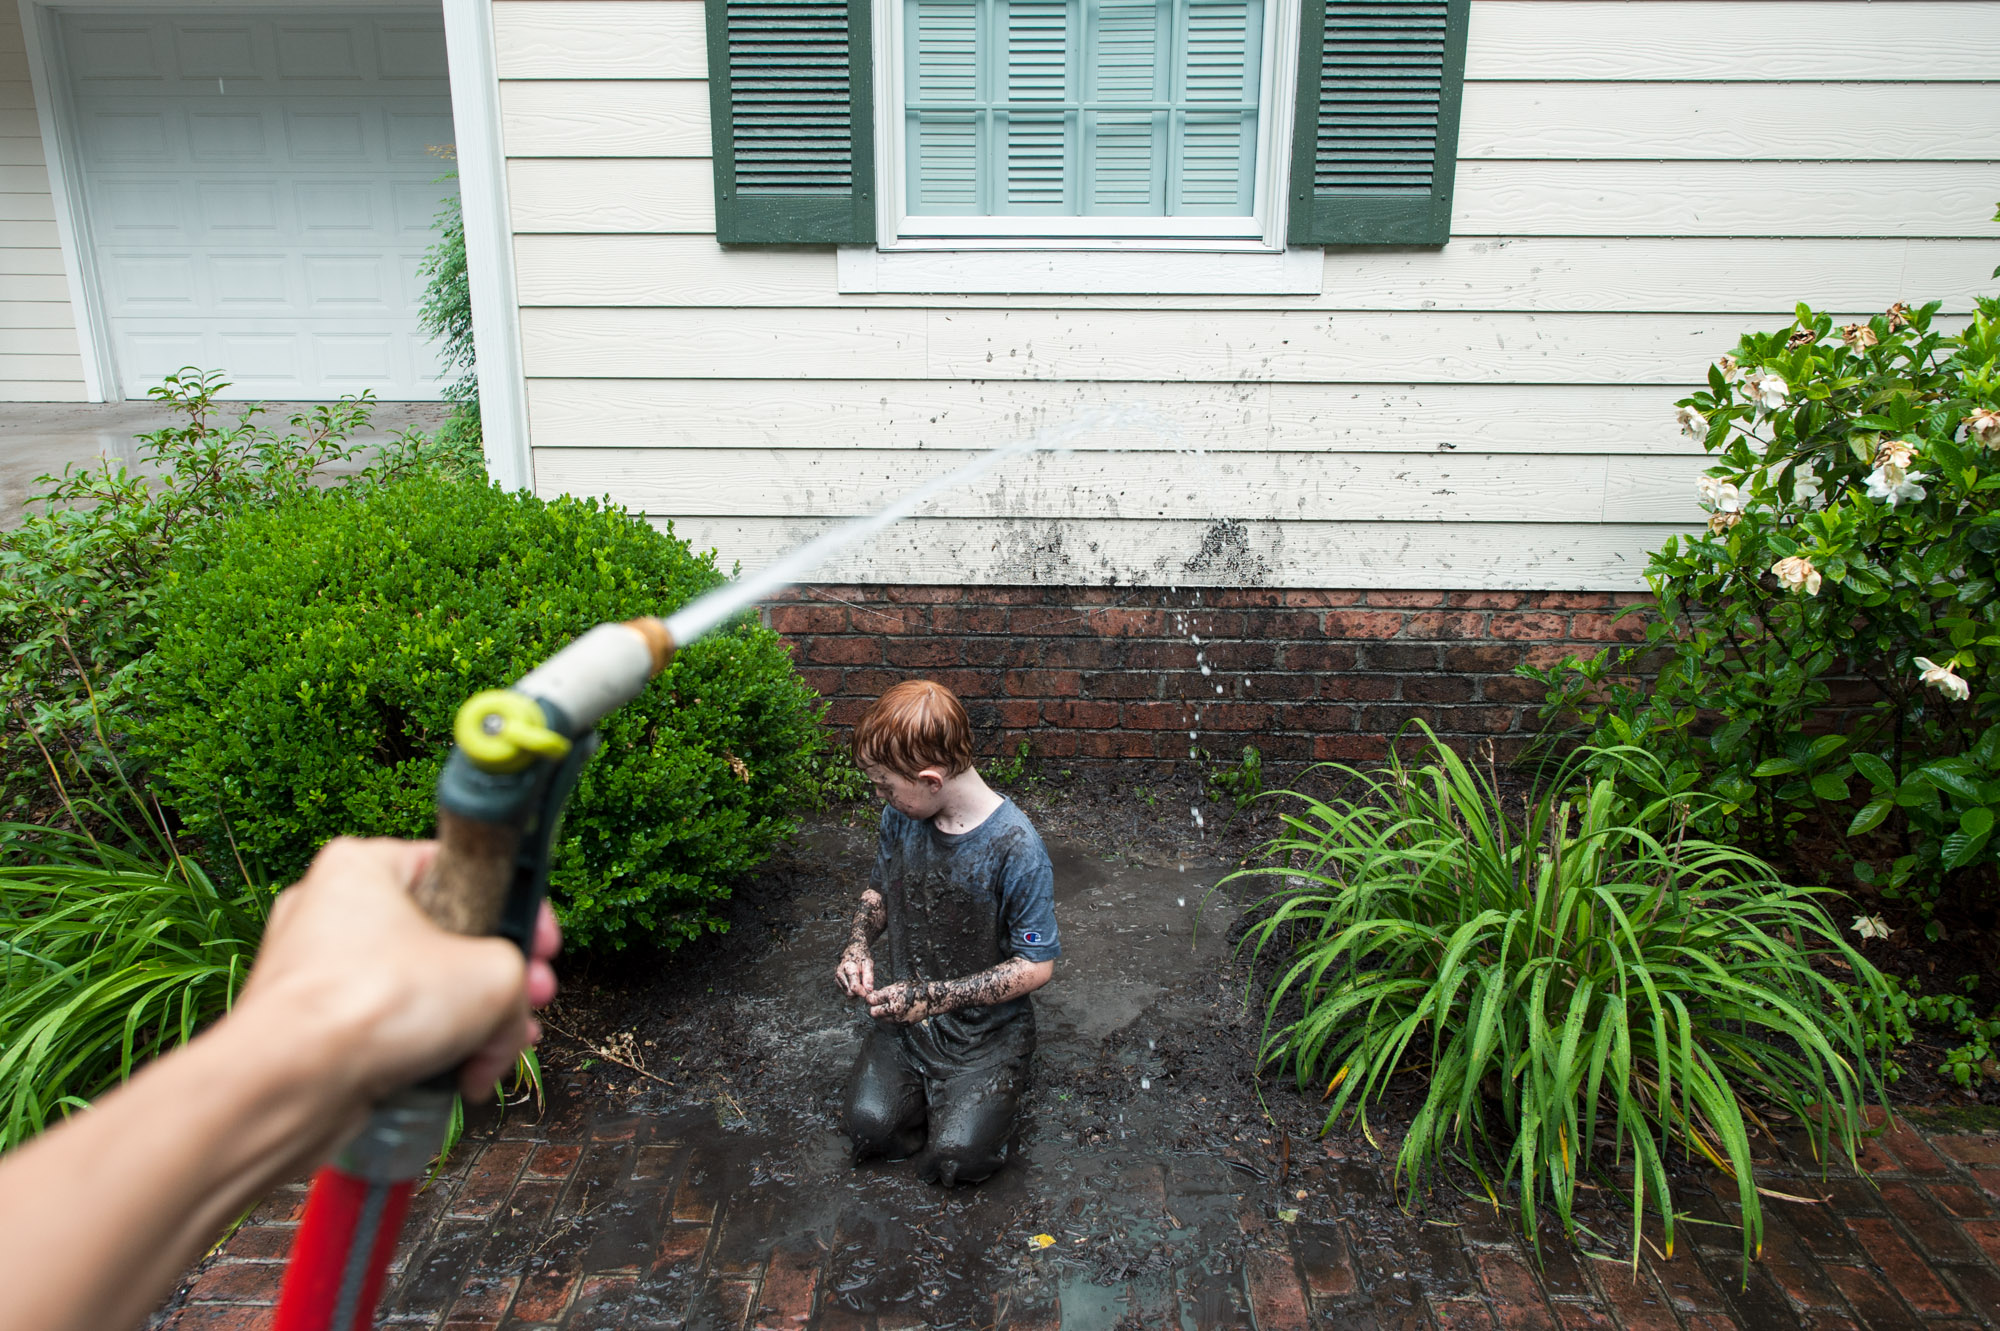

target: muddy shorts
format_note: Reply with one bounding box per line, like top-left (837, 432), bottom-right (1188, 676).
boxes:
top-left (842, 1007), bottom-right (1034, 1186)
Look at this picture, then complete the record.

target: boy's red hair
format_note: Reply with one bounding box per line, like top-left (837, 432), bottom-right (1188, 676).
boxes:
top-left (853, 680), bottom-right (975, 779)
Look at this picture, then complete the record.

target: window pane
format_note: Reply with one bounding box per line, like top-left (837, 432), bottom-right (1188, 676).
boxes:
top-left (905, 0), bottom-right (1260, 217)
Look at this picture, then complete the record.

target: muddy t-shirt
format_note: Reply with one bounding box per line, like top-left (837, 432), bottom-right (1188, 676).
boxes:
top-left (872, 798), bottom-right (1060, 1034)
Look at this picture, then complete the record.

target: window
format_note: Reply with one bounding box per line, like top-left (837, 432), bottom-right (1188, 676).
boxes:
top-left (703, 0), bottom-right (1469, 251)
top-left (895, 0), bottom-right (1273, 238)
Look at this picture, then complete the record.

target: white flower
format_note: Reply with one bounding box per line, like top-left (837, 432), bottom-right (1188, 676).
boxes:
top-left (1961, 409), bottom-right (2000, 448)
top-left (1865, 462), bottom-right (1928, 507)
top-left (1771, 556), bottom-right (1822, 596)
top-left (1717, 355), bottom-right (1742, 383)
top-left (1677, 406), bottom-right (1708, 439)
top-left (1915, 656), bottom-right (1971, 702)
top-left (1852, 914), bottom-right (1892, 941)
top-left (1840, 323), bottom-right (1879, 350)
top-left (1876, 439), bottom-right (1917, 472)
top-left (1698, 476), bottom-right (1747, 533)
top-left (1743, 372), bottom-right (1790, 416)
top-left (1789, 461), bottom-right (1822, 504)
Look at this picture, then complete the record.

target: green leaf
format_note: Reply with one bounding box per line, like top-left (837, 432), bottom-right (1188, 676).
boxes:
top-left (1961, 807), bottom-right (1995, 841)
top-left (1942, 830), bottom-right (1991, 872)
top-left (1849, 799), bottom-right (1894, 836)
top-left (1752, 758), bottom-right (1802, 778)
top-left (1851, 753), bottom-right (1897, 791)
top-left (1811, 773), bottom-right (1851, 802)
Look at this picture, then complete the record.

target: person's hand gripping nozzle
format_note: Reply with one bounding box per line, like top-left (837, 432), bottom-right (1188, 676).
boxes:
top-left (272, 618), bottom-right (675, 1331)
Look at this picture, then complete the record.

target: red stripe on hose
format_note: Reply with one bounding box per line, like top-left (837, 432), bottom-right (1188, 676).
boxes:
top-left (274, 1167), bottom-right (414, 1331)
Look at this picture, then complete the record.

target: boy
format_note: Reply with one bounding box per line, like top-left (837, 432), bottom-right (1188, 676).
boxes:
top-left (834, 679), bottom-right (1060, 1186)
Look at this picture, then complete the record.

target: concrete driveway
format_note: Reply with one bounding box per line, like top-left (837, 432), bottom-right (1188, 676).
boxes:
top-left (0, 399), bottom-right (451, 527)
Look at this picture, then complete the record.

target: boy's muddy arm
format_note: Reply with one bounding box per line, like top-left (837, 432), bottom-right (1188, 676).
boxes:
top-left (867, 957), bottom-right (1055, 1022)
top-left (835, 889), bottom-right (886, 996)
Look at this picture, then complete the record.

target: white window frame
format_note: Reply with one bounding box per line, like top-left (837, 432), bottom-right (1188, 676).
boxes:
top-left (841, 0), bottom-right (1319, 294)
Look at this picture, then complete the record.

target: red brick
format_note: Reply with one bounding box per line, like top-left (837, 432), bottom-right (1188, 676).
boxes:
top-left (1317, 674), bottom-right (1396, 701)
top-left (1551, 1307), bottom-right (1614, 1331)
top-left (928, 669), bottom-right (1002, 698)
top-left (511, 1265), bottom-right (579, 1322)
top-left (1077, 730), bottom-right (1163, 759)
top-left (1367, 590), bottom-right (1448, 608)
top-left (1404, 675), bottom-right (1476, 703)
top-left (1315, 734), bottom-right (1389, 761)
top-left (753, 1243), bottom-right (821, 1331)
top-left (1438, 706), bottom-right (1521, 735)
top-left (1402, 611), bottom-right (1490, 639)
top-left (1199, 703), bottom-right (1275, 731)
top-left (1470, 1249), bottom-right (1554, 1329)
top-left (1358, 643), bottom-right (1441, 671)
top-left (804, 636), bottom-right (883, 666)
top-left (1589, 1267), bottom-right (1679, 1331)
top-left (766, 603), bottom-right (849, 635)
top-left (1003, 669), bottom-right (1080, 697)
top-left (1086, 607), bottom-right (1171, 637)
top-left (526, 1144), bottom-right (582, 1179)
top-left (1280, 643), bottom-right (1359, 672)
top-left (1324, 610), bottom-right (1403, 639)
top-left (167, 1309), bottom-right (277, 1331)
top-left (1880, 1118), bottom-right (1952, 1175)
top-left (1824, 1262), bottom-right (1922, 1328)
top-left (1441, 645), bottom-right (1526, 673)
top-left (882, 585), bottom-right (964, 603)
top-left (1933, 1182), bottom-right (1994, 1218)
top-left (1490, 613), bottom-right (1568, 641)
top-left (1041, 699), bottom-right (1118, 728)
top-left (1281, 589), bottom-right (1366, 607)
top-left (186, 1263), bottom-right (285, 1304)
top-left (222, 1226), bottom-right (295, 1261)
top-left (1008, 606), bottom-right (1105, 636)
top-left (1480, 676), bottom-right (1549, 704)
top-left (673, 1162), bottom-right (719, 1224)
top-left (930, 606), bottom-right (1009, 634)
top-left (885, 637), bottom-right (962, 668)
top-left (654, 1226), bottom-right (712, 1276)
top-left (1877, 1182), bottom-right (1980, 1261)
top-left (1454, 591), bottom-right (1532, 610)
top-left (1570, 614), bottom-right (1648, 643)
top-left (1244, 1249), bottom-right (1310, 1331)
top-left (794, 667), bottom-right (845, 698)
top-left (1535, 591), bottom-right (1620, 611)
top-left (246, 1190), bottom-right (308, 1226)
top-left (1080, 670), bottom-right (1158, 699)
top-left (1845, 1217), bottom-right (1961, 1314)
top-left (1123, 701), bottom-right (1191, 730)
top-left (449, 1274), bottom-right (520, 1321)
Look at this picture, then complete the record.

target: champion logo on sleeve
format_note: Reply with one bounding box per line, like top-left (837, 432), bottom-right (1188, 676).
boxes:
top-left (1016, 930), bottom-right (1047, 947)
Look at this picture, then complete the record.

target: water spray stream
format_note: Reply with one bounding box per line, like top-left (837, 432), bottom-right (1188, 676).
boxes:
top-left (663, 409), bottom-right (1139, 650)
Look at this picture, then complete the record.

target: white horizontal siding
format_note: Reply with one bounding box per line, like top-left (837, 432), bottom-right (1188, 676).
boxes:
top-left (494, 0), bottom-right (2000, 589)
top-left (513, 235), bottom-right (1995, 312)
top-left (525, 380), bottom-right (1693, 454)
top-left (0, 12), bottom-right (82, 401)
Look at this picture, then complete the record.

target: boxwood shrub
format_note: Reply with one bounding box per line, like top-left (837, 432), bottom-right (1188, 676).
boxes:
top-left (132, 474), bottom-right (825, 950)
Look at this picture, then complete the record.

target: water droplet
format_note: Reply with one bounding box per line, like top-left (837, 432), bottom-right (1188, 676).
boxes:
top-left (1141, 1077), bottom-right (1151, 1090)
top-left (1177, 895), bottom-right (1186, 905)
top-left (1190, 634), bottom-right (1201, 645)
top-left (1200, 664), bottom-right (1212, 676)
top-left (1148, 1039), bottom-right (1156, 1050)
top-left (1215, 684), bottom-right (1224, 694)
top-left (1191, 807), bottom-right (1205, 829)
top-left (1188, 730), bottom-right (1198, 741)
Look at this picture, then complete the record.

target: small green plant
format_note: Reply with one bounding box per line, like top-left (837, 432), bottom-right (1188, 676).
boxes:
top-left (1879, 974), bottom-right (2000, 1088)
top-left (0, 369), bottom-right (375, 823)
top-left (1208, 744), bottom-right (1265, 812)
top-left (0, 806), bottom-right (268, 1151)
top-left (987, 739), bottom-right (1033, 787)
top-left (1231, 727), bottom-right (1894, 1264)
top-left (132, 474), bottom-right (828, 950)
top-left (415, 155), bottom-right (481, 455)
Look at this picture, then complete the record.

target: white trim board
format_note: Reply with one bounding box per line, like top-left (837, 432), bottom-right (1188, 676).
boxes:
top-left (837, 243), bottom-right (1323, 294)
top-left (16, 0), bottom-right (107, 398)
top-left (443, 0), bottom-right (531, 490)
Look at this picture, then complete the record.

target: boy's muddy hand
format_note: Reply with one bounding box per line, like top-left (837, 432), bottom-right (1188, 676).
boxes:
top-left (865, 981), bottom-right (933, 1023)
top-left (835, 943), bottom-right (874, 997)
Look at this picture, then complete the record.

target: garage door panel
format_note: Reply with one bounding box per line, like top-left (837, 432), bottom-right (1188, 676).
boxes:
top-left (175, 24), bottom-right (261, 81)
top-left (64, 8), bottom-right (452, 399)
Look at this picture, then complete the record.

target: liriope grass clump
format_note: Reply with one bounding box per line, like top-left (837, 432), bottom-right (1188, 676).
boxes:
top-left (1232, 727), bottom-right (1897, 1264)
top-left (0, 811), bottom-right (267, 1152)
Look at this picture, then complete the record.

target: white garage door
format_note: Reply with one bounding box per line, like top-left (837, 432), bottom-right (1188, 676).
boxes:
top-left (59, 9), bottom-right (456, 400)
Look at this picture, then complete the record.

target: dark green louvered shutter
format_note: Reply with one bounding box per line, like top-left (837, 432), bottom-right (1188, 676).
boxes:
top-left (1286, 0), bottom-right (1467, 245)
top-left (704, 0), bottom-right (876, 243)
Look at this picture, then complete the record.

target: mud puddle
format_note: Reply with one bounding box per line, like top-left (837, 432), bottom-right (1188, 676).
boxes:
top-left (478, 809), bottom-right (1389, 1329)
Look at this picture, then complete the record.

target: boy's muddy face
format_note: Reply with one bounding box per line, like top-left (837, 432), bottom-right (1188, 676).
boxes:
top-left (861, 762), bottom-right (947, 821)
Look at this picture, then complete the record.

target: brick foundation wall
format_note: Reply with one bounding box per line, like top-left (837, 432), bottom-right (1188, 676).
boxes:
top-left (764, 586), bottom-right (1651, 768)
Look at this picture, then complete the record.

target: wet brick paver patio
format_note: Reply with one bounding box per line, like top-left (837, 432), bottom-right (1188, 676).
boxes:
top-left (159, 1107), bottom-right (2000, 1330)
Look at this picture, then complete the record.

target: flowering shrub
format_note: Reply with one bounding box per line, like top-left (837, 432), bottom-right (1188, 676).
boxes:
top-left (1532, 298), bottom-right (2000, 936)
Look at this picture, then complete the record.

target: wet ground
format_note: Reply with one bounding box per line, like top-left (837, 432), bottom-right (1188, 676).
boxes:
top-left (162, 787), bottom-right (2000, 1329)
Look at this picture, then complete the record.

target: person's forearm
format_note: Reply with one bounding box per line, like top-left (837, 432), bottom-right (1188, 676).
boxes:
top-left (848, 889), bottom-right (886, 947)
top-left (907, 957), bottom-right (1051, 1016)
top-left (0, 999), bottom-right (362, 1331)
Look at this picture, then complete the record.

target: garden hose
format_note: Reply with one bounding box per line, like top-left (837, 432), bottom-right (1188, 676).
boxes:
top-left (272, 618), bottom-right (675, 1331)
